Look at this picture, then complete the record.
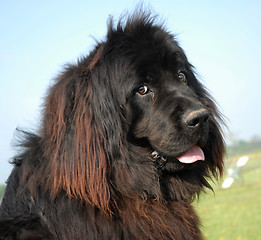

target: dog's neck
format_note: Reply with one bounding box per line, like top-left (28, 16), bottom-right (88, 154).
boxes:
top-left (117, 197), bottom-right (202, 240)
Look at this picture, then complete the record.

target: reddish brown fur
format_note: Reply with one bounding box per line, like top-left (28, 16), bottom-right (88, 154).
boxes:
top-left (42, 65), bottom-right (111, 213)
top-left (0, 12), bottom-right (225, 240)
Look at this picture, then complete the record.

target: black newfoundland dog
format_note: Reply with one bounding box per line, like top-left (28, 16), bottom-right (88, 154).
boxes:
top-left (0, 11), bottom-right (225, 240)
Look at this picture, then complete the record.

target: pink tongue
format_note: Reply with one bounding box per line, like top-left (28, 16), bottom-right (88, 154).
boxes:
top-left (176, 146), bottom-right (205, 164)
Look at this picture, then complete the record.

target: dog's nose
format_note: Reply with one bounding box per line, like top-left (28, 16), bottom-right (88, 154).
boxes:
top-left (183, 108), bottom-right (209, 128)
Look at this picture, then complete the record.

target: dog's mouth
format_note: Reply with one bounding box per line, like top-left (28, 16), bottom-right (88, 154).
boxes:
top-left (129, 136), bottom-right (205, 172)
top-left (176, 145), bottom-right (205, 163)
top-left (151, 145), bottom-right (205, 172)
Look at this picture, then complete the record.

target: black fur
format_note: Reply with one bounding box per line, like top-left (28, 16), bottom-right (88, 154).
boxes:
top-left (0, 11), bottom-right (225, 239)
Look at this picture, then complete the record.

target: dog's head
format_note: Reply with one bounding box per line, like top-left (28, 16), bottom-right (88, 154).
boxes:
top-left (42, 12), bottom-right (225, 213)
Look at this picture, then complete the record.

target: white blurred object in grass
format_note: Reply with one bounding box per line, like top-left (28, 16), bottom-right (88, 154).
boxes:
top-left (222, 156), bottom-right (249, 189)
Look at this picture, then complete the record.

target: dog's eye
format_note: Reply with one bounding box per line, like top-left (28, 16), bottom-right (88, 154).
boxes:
top-left (178, 72), bottom-right (187, 83)
top-left (138, 86), bottom-right (149, 95)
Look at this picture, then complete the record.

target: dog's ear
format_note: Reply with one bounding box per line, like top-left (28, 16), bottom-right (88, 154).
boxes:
top-left (42, 46), bottom-right (125, 213)
top-left (189, 72), bottom-right (225, 179)
top-left (200, 90), bottom-right (226, 179)
top-left (206, 119), bottom-right (225, 178)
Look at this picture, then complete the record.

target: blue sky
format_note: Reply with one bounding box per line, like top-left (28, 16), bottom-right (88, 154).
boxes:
top-left (1, 0), bottom-right (261, 183)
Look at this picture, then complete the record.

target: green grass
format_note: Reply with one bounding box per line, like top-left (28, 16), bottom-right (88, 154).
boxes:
top-left (0, 185), bottom-right (5, 200)
top-left (195, 151), bottom-right (261, 240)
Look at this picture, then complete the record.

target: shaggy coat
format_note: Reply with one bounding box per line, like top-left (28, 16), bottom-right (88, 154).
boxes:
top-left (0, 12), bottom-right (225, 240)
